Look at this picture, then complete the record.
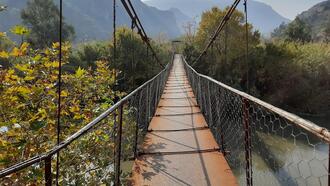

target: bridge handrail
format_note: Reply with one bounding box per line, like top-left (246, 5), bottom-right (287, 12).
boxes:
top-left (182, 56), bottom-right (330, 143)
top-left (0, 57), bottom-right (173, 179)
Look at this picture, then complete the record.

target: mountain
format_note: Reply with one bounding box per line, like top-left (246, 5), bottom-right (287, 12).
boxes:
top-left (144, 0), bottom-right (213, 18)
top-left (144, 0), bottom-right (291, 34)
top-left (168, 8), bottom-right (192, 33)
top-left (297, 0), bottom-right (330, 41)
top-left (0, 0), bottom-right (182, 42)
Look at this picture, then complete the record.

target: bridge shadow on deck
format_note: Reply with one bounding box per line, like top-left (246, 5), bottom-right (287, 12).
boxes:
top-left (136, 135), bottom-right (192, 185)
top-left (130, 55), bottom-right (237, 186)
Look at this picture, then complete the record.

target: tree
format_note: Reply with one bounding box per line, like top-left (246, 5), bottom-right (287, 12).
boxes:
top-left (323, 22), bottom-right (330, 43)
top-left (285, 18), bottom-right (311, 43)
top-left (112, 27), bottom-right (163, 91)
top-left (21, 0), bottom-right (75, 48)
top-left (66, 41), bottom-right (110, 73)
top-left (183, 19), bottom-right (198, 44)
top-left (193, 7), bottom-right (260, 89)
top-left (183, 43), bottom-right (199, 63)
top-left (271, 22), bottom-right (287, 39)
top-left (0, 39), bottom-right (123, 184)
top-left (0, 32), bottom-right (13, 51)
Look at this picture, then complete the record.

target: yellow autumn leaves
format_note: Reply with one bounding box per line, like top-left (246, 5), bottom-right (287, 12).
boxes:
top-left (0, 42), bottom-right (29, 58)
top-left (0, 37), bottom-right (123, 185)
top-left (0, 50), bottom-right (9, 58)
top-left (0, 31), bottom-right (6, 37)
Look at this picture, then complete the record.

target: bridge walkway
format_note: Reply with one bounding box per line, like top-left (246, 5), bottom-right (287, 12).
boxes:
top-left (131, 55), bottom-right (237, 186)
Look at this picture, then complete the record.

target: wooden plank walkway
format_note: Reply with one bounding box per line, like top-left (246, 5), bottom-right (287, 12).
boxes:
top-left (131, 55), bottom-right (237, 186)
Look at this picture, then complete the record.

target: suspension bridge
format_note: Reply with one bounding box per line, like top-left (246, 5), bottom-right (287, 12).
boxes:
top-left (1, 0), bottom-right (330, 185)
top-left (130, 55), bottom-right (237, 185)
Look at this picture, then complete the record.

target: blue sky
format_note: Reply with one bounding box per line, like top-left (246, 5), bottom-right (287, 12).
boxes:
top-left (254, 0), bottom-right (325, 19)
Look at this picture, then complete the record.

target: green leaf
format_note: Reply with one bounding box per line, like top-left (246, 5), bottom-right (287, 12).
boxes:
top-left (0, 158), bottom-right (10, 165)
top-left (12, 139), bottom-right (27, 148)
top-left (30, 121), bottom-right (46, 131)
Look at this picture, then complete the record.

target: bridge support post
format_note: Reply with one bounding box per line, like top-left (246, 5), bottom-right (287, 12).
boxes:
top-left (242, 98), bottom-right (253, 186)
top-left (215, 88), bottom-right (226, 156)
top-left (190, 70), bottom-right (194, 94)
top-left (202, 80), bottom-right (207, 115)
top-left (134, 91), bottom-right (142, 158)
top-left (114, 105), bottom-right (123, 186)
top-left (207, 81), bottom-right (213, 126)
top-left (155, 78), bottom-right (159, 112)
top-left (194, 74), bottom-right (199, 104)
top-left (146, 84), bottom-right (150, 123)
top-left (45, 155), bottom-right (52, 186)
top-left (198, 76), bottom-right (203, 112)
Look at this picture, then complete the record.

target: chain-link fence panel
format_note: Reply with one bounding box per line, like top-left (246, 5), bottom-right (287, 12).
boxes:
top-left (183, 56), bottom-right (330, 186)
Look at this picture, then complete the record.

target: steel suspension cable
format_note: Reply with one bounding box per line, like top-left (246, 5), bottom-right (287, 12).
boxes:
top-left (131, 19), bottom-right (135, 69)
top-left (120, 0), bottom-right (164, 68)
top-left (244, 0), bottom-right (250, 93)
top-left (225, 24), bottom-right (228, 65)
top-left (243, 1), bottom-right (253, 185)
top-left (192, 0), bottom-right (241, 66)
top-left (55, 0), bottom-right (63, 184)
top-left (113, 0), bottom-right (116, 66)
top-left (127, 0), bottom-right (147, 40)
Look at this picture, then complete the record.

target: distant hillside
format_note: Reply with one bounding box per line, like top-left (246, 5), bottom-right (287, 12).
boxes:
top-left (144, 0), bottom-right (291, 34)
top-left (168, 8), bottom-right (192, 34)
top-left (298, 0), bottom-right (330, 41)
top-left (0, 0), bottom-right (182, 42)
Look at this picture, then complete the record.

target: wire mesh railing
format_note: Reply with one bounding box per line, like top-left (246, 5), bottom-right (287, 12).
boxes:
top-left (183, 56), bottom-right (330, 186)
top-left (0, 57), bottom-right (172, 185)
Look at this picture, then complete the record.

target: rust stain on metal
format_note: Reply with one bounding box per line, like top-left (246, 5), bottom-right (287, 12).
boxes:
top-left (130, 55), bottom-right (238, 186)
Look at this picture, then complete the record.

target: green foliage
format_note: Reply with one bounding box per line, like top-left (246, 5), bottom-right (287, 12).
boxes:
top-left (184, 6), bottom-right (330, 115)
top-left (255, 41), bottom-right (330, 114)
top-left (0, 32), bottom-right (13, 50)
top-left (272, 18), bottom-right (312, 43)
top-left (59, 106), bottom-right (137, 185)
top-left (183, 43), bottom-right (199, 63)
top-left (0, 40), bottom-right (124, 184)
top-left (0, 26), bottom-right (169, 183)
top-left (295, 0), bottom-right (330, 42)
top-left (0, 32), bottom-right (16, 69)
top-left (66, 41), bottom-right (110, 73)
top-left (285, 18), bottom-right (312, 43)
top-left (271, 22), bottom-right (287, 39)
top-left (110, 27), bottom-right (171, 92)
top-left (21, 0), bottom-right (75, 48)
top-left (64, 27), bottom-right (171, 92)
top-left (323, 21), bottom-right (330, 43)
top-left (0, 32), bottom-right (13, 54)
top-left (188, 7), bottom-right (260, 90)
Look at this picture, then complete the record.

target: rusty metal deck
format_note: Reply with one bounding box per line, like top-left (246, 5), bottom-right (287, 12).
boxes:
top-left (131, 55), bottom-right (237, 186)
